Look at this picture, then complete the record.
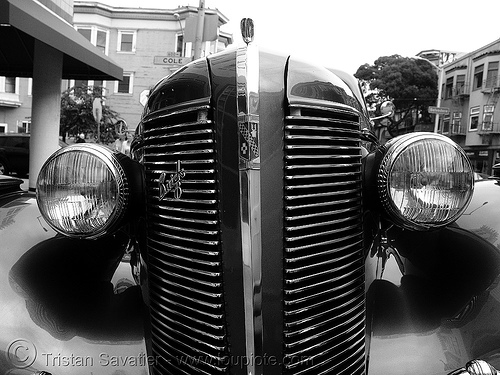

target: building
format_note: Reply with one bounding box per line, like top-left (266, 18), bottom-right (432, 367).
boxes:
top-left (0, 0), bottom-right (122, 189)
top-left (431, 39), bottom-right (500, 174)
top-left (72, 1), bottom-right (233, 130)
top-left (0, 1), bottom-right (232, 187)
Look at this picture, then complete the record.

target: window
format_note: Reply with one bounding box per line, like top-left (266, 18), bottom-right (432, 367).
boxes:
top-left (470, 106), bottom-right (480, 131)
top-left (77, 27), bottom-right (92, 42)
top-left (77, 26), bottom-right (108, 55)
top-left (20, 121), bottom-right (30, 133)
top-left (75, 79), bottom-right (88, 89)
top-left (118, 31), bottom-right (136, 53)
top-left (442, 115), bottom-right (450, 133)
top-left (176, 33), bottom-right (184, 56)
top-left (116, 73), bottom-right (133, 94)
top-left (96, 30), bottom-right (107, 54)
top-left (4, 77), bottom-right (16, 93)
top-left (452, 113), bottom-right (462, 134)
top-left (456, 75), bottom-right (466, 95)
top-left (474, 65), bottom-right (484, 90)
top-left (445, 77), bottom-right (453, 99)
top-left (0, 124), bottom-right (6, 133)
top-left (485, 61), bottom-right (499, 88)
top-left (482, 105), bottom-right (495, 131)
top-left (0, 76), bottom-right (18, 94)
top-left (69, 80), bottom-right (106, 97)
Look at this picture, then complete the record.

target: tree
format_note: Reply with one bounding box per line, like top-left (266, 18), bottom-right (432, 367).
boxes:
top-left (354, 55), bottom-right (438, 137)
top-left (60, 85), bottom-right (120, 144)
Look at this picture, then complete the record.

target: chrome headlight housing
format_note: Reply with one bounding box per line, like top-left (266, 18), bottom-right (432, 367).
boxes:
top-left (36, 144), bottom-right (138, 239)
top-left (378, 132), bottom-right (474, 230)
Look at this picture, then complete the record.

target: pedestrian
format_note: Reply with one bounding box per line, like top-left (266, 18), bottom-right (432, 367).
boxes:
top-left (114, 132), bottom-right (130, 156)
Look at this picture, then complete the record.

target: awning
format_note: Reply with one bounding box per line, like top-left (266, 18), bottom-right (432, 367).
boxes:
top-left (0, 0), bottom-right (122, 80)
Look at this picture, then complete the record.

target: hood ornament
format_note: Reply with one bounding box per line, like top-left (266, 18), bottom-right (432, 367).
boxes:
top-left (240, 18), bottom-right (254, 45)
top-left (159, 160), bottom-right (186, 200)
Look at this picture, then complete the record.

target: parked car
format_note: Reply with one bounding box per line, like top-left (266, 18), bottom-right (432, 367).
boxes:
top-left (2, 33), bottom-right (500, 375)
top-left (474, 171), bottom-right (490, 181)
top-left (0, 133), bottom-right (67, 176)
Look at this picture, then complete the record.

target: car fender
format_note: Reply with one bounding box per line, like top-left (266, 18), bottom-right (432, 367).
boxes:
top-left (366, 179), bottom-right (500, 374)
top-left (0, 190), bottom-right (149, 375)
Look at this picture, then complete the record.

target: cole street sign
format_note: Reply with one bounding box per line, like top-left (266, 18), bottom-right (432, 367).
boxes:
top-left (428, 106), bottom-right (450, 115)
top-left (154, 56), bottom-right (193, 66)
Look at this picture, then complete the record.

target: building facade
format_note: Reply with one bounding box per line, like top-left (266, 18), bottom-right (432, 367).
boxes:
top-left (0, 1), bottom-right (232, 135)
top-left (72, 1), bottom-right (232, 131)
top-left (0, 0), bottom-right (122, 188)
top-left (434, 39), bottom-right (500, 174)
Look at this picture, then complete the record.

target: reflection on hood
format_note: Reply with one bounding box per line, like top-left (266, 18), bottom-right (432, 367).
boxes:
top-left (9, 235), bottom-right (144, 343)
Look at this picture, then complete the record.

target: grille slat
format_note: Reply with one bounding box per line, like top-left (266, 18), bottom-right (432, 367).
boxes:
top-left (284, 104), bottom-right (364, 375)
top-left (143, 84), bottom-right (365, 373)
top-left (144, 101), bottom-right (229, 374)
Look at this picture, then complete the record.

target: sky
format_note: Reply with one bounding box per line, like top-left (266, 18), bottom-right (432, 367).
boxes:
top-left (99, 0), bottom-right (500, 75)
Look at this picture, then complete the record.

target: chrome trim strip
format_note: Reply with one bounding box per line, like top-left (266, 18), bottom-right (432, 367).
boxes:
top-left (144, 149), bottom-right (215, 156)
top-left (288, 102), bottom-right (361, 113)
top-left (285, 144), bottom-right (360, 150)
top-left (149, 238), bottom-right (219, 257)
top-left (285, 189), bottom-right (362, 201)
top-left (143, 102), bottom-right (210, 123)
top-left (286, 223), bottom-right (361, 242)
top-left (149, 129), bottom-right (214, 140)
top-left (151, 325), bottom-right (227, 359)
top-left (285, 197), bottom-right (362, 212)
top-left (284, 287), bottom-right (362, 315)
top-left (286, 231), bottom-right (363, 252)
top-left (286, 214), bottom-right (362, 231)
top-left (285, 172), bottom-right (361, 180)
top-left (285, 180), bottom-right (360, 189)
top-left (285, 206), bottom-right (360, 221)
top-left (153, 221), bottom-right (218, 236)
top-left (149, 267), bottom-right (222, 296)
top-left (285, 263), bottom-right (365, 288)
top-left (153, 206), bottom-right (218, 215)
top-left (150, 293), bottom-right (224, 320)
top-left (285, 121), bottom-right (360, 129)
top-left (236, 44), bottom-right (263, 375)
top-left (152, 309), bottom-right (226, 341)
top-left (152, 231), bottom-right (219, 246)
top-left (152, 213), bottom-right (218, 225)
top-left (152, 197), bottom-right (217, 205)
top-left (286, 154), bottom-right (360, 159)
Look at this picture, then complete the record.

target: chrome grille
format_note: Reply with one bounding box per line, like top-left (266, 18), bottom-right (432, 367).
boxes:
top-left (284, 103), bottom-right (365, 375)
top-left (142, 101), bottom-right (229, 375)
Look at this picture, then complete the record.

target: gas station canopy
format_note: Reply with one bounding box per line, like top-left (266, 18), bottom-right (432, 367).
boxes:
top-left (0, 0), bottom-right (122, 80)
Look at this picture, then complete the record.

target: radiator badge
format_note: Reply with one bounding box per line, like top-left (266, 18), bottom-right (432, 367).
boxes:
top-left (239, 119), bottom-right (259, 162)
top-left (159, 160), bottom-right (186, 200)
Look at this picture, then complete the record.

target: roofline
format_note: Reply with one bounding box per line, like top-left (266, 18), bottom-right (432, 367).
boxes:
top-left (73, 1), bottom-right (230, 25)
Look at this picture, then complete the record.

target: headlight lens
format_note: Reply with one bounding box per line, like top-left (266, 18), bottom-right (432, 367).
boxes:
top-left (378, 132), bottom-right (474, 230)
top-left (36, 144), bottom-right (129, 238)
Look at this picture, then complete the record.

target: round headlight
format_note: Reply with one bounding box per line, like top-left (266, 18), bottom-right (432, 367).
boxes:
top-left (378, 132), bottom-right (474, 230)
top-left (36, 144), bottom-right (130, 239)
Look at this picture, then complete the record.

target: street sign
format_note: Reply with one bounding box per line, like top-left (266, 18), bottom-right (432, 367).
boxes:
top-left (140, 89), bottom-right (149, 107)
top-left (92, 98), bottom-right (102, 123)
top-left (153, 56), bottom-right (193, 66)
top-left (428, 106), bottom-right (450, 115)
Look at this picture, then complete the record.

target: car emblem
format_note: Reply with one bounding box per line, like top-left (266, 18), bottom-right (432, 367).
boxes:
top-left (159, 160), bottom-right (186, 200)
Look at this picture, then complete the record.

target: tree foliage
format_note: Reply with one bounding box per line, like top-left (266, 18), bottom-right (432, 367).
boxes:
top-left (60, 85), bottom-right (120, 144)
top-left (354, 55), bottom-right (438, 137)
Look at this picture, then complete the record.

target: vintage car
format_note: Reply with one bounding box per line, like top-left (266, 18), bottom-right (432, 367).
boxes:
top-left (2, 26), bottom-right (500, 375)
